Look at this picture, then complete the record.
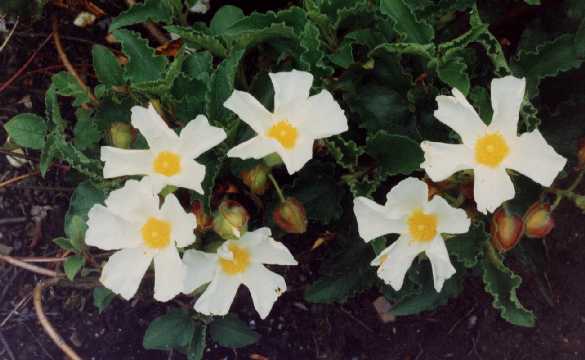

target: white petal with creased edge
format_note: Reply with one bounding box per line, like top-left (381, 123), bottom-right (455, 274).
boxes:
top-left (354, 177), bottom-right (470, 292)
top-left (86, 178), bottom-right (197, 302)
top-left (100, 104), bottom-right (226, 194)
top-left (184, 227), bottom-right (297, 318)
top-left (224, 69), bottom-right (348, 174)
top-left (241, 265), bottom-right (287, 319)
top-left (421, 75), bottom-right (566, 214)
top-left (353, 197), bottom-right (406, 241)
top-left (100, 247), bottom-right (153, 300)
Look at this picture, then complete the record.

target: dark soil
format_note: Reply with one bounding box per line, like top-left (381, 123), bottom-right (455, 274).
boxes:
top-left (1, 2), bottom-right (584, 360)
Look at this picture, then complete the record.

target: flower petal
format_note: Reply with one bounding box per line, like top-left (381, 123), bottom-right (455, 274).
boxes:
top-left (489, 76), bottom-right (526, 138)
top-left (278, 137), bottom-right (314, 174)
top-left (240, 228), bottom-right (297, 265)
top-left (131, 104), bottom-right (178, 151)
top-left (473, 166), bottom-right (515, 214)
top-left (153, 246), bottom-right (185, 302)
top-left (194, 272), bottom-right (240, 316)
top-left (160, 194), bottom-right (196, 248)
top-left (505, 130), bottom-right (567, 187)
top-left (101, 147), bottom-right (152, 179)
top-left (269, 70), bottom-right (313, 110)
top-left (224, 90), bottom-right (273, 133)
top-left (385, 177), bottom-right (429, 218)
top-left (104, 179), bottom-right (159, 223)
top-left (297, 90), bottom-right (348, 138)
top-left (434, 89), bottom-right (486, 145)
top-left (86, 205), bottom-right (141, 250)
top-left (227, 136), bottom-right (277, 160)
top-left (182, 250), bottom-right (217, 293)
top-left (167, 159), bottom-right (206, 194)
top-left (425, 196), bottom-right (470, 234)
top-left (420, 141), bottom-right (474, 182)
top-left (353, 197), bottom-right (407, 242)
top-left (241, 264), bottom-right (286, 319)
top-left (100, 247), bottom-right (153, 300)
top-left (178, 115), bottom-right (227, 158)
top-left (375, 235), bottom-right (426, 291)
top-left (425, 235), bottom-right (456, 292)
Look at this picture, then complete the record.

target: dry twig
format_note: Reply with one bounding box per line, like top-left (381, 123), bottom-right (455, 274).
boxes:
top-left (51, 16), bottom-right (98, 105)
top-left (34, 278), bottom-right (83, 360)
top-left (0, 254), bottom-right (59, 277)
top-left (0, 170), bottom-right (40, 189)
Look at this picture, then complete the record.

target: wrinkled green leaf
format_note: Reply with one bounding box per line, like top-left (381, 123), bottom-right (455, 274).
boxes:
top-left (4, 113), bottom-right (47, 150)
top-left (144, 309), bottom-right (195, 350)
top-left (379, 0), bottom-right (434, 44)
top-left (366, 132), bottom-right (423, 176)
top-left (209, 314), bottom-right (260, 349)
top-left (113, 29), bottom-right (168, 84)
top-left (92, 45), bottom-right (124, 86)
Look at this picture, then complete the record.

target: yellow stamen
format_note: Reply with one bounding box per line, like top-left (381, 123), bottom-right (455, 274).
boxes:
top-left (474, 132), bottom-right (510, 167)
top-left (219, 244), bottom-right (251, 275)
top-left (153, 151), bottom-right (181, 176)
top-left (141, 217), bottom-right (171, 249)
top-left (407, 209), bottom-right (438, 242)
top-left (266, 120), bottom-right (298, 149)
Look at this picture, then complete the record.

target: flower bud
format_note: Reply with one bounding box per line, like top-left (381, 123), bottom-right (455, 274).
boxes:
top-left (192, 200), bottom-right (213, 233)
top-left (577, 137), bottom-right (585, 169)
top-left (491, 208), bottom-right (524, 252)
top-left (523, 202), bottom-right (554, 239)
top-left (108, 122), bottom-right (135, 149)
top-left (241, 164), bottom-right (270, 195)
top-left (263, 153), bottom-right (283, 167)
top-left (212, 200), bottom-right (249, 240)
top-left (273, 197), bottom-right (308, 234)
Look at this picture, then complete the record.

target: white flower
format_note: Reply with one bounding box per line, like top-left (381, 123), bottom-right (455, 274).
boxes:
top-left (353, 178), bottom-right (470, 292)
top-left (420, 76), bottom-right (567, 213)
top-left (224, 69), bottom-right (348, 174)
top-left (101, 104), bottom-right (227, 194)
top-left (183, 227), bottom-right (297, 319)
top-left (86, 178), bottom-right (196, 301)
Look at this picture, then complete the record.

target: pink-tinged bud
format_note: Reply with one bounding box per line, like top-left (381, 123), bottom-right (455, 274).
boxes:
top-left (192, 200), bottom-right (213, 234)
top-left (213, 200), bottom-right (249, 240)
top-left (273, 197), bottom-right (307, 234)
top-left (241, 164), bottom-right (270, 195)
top-left (523, 202), bottom-right (554, 239)
top-left (491, 208), bottom-right (524, 252)
top-left (108, 122), bottom-right (135, 149)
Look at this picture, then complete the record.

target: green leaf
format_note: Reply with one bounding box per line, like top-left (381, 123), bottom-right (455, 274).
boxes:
top-left (113, 29), bottom-right (168, 84)
top-left (144, 309), bottom-right (195, 351)
top-left (64, 255), bottom-right (85, 281)
top-left (369, 42), bottom-right (435, 60)
top-left (287, 161), bottom-right (345, 224)
top-left (328, 42), bottom-right (354, 68)
top-left (206, 49), bottom-right (245, 128)
top-left (92, 45), bottom-right (124, 86)
top-left (299, 21), bottom-right (333, 77)
top-left (391, 263), bottom-right (463, 316)
top-left (210, 5), bottom-right (245, 34)
top-left (512, 33), bottom-right (584, 98)
top-left (40, 130), bottom-right (60, 176)
top-left (366, 132), bottom-right (423, 176)
top-left (166, 26), bottom-right (228, 58)
top-left (64, 182), bottom-right (106, 243)
top-left (326, 136), bottom-right (364, 171)
top-left (4, 113), bottom-right (47, 150)
top-left (524, 0), bottom-right (540, 4)
top-left (73, 109), bottom-right (101, 151)
top-left (482, 243), bottom-right (535, 327)
top-left (437, 49), bottom-right (470, 95)
top-left (93, 287), bottom-right (115, 314)
top-left (66, 215), bottom-right (87, 252)
top-left (51, 72), bottom-right (91, 106)
top-left (305, 240), bottom-right (376, 303)
top-left (350, 84), bottom-right (411, 133)
top-left (110, 0), bottom-right (175, 31)
top-left (182, 51), bottom-right (213, 81)
top-left (468, 86), bottom-right (493, 123)
top-left (379, 0), bottom-right (434, 44)
top-left (187, 323), bottom-right (207, 360)
top-left (446, 221), bottom-right (487, 269)
top-left (52, 237), bottom-right (78, 252)
top-left (209, 314), bottom-right (260, 349)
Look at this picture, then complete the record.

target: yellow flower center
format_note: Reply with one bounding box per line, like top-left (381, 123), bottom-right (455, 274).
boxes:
top-left (407, 209), bottom-right (438, 242)
top-left (266, 120), bottom-right (298, 149)
top-left (474, 132), bottom-right (510, 167)
top-left (141, 217), bottom-right (171, 249)
top-left (153, 151), bottom-right (182, 176)
top-left (219, 244), bottom-right (251, 275)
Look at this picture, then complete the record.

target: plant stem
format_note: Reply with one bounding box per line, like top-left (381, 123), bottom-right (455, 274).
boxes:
top-left (550, 168), bottom-right (585, 211)
top-left (268, 173), bottom-right (286, 203)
